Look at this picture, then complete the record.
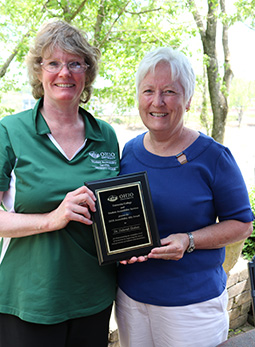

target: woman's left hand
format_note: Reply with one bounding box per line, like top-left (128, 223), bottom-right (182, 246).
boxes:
top-left (119, 220), bottom-right (253, 264)
top-left (148, 233), bottom-right (189, 261)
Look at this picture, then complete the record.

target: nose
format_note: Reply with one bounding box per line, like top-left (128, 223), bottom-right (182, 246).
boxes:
top-left (152, 92), bottom-right (165, 107)
top-left (59, 64), bottom-right (71, 76)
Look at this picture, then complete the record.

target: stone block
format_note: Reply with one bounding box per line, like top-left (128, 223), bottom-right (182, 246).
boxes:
top-left (239, 268), bottom-right (249, 282)
top-left (234, 291), bottom-right (252, 307)
top-left (227, 273), bottom-right (239, 288)
top-left (227, 297), bottom-right (234, 311)
top-left (228, 281), bottom-right (249, 299)
top-left (229, 313), bottom-right (248, 330)
top-left (241, 301), bottom-right (252, 315)
top-left (228, 257), bottom-right (249, 276)
top-left (244, 280), bottom-right (251, 291)
top-left (108, 330), bottom-right (120, 347)
top-left (227, 257), bottom-right (249, 290)
top-left (224, 241), bottom-right (245, 273)
top-left (229, 307), bottom-right (241, 321)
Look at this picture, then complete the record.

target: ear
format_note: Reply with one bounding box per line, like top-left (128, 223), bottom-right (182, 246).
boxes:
top-left (186, 98), bottom-right (192, 112)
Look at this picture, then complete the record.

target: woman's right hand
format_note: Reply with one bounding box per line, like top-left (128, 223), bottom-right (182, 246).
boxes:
top-left (0, 186), bottom-right (96, 238)
top-left (47, 186), bottom-right (96, 231)
top-left (119, 255), bottom-right (149, 265)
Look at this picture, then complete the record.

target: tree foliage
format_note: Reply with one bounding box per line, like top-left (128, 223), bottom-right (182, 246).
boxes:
top-left (233, 0), bottom-right (255, 27)
top-left (0, 0), bottom-right (254, 143)
top-left (0, 0), bottom-right (190, 114)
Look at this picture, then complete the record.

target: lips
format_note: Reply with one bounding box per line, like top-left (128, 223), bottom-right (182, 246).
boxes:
top-left (150, 112), bottom-right (168, 117)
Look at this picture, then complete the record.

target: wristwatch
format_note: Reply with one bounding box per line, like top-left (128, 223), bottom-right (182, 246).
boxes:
top-left (186, 232), bottom-right (195, 253)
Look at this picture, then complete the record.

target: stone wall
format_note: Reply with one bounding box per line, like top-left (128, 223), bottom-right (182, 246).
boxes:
top-left (227, 256), bottom-right (253, 329)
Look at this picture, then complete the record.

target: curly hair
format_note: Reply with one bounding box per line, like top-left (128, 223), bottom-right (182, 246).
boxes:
top-left (26, 21), bottom-right (101, 104)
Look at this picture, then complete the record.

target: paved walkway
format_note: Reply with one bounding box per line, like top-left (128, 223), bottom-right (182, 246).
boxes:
top-left (218, 328), bottom-right (255, 346)
top-left (228, 321), bottom-right (255, 339)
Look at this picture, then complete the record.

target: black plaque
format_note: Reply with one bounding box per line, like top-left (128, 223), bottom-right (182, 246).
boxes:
top-left (85, 172), bottom-right (160, 265)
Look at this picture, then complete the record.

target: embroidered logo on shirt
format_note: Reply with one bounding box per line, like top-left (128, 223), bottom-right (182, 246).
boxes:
top-left (88, 151), bottom-right (101, 159)
top-left (88, 151), bottom-right (118, 171)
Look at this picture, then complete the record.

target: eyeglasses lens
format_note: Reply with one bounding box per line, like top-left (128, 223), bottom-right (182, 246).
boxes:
top-left (41, 61), bottom-right (88, 74)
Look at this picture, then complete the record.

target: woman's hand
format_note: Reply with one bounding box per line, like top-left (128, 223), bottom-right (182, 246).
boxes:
top-left (0, 186), bottom-right (96, 238)
top-left (119, 233), bottom-right (189, 264)
top-left (148, 233), bottom-right (189, 261)
top-left (118, 220), bottom-right (254, 264)
top-left (119, 255), bottom-right (149, 265)
top-left (148, 220), bottom-right (253, 260)
top-left (46, 186), bottom-right (96, 231)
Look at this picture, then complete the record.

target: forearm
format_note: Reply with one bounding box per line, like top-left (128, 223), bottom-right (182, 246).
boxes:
top-left (0, 185), bottom-right (95, 238)
top-left (148, 219), bottom-right (253, 261)
top-left (0, 210), bottom-right (53, 238)
top-left (191, 220), bottom-right (253, 250)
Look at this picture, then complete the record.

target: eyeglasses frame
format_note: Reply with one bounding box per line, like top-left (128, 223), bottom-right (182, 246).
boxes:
top-left (40, 60), bottom-right (89, 74)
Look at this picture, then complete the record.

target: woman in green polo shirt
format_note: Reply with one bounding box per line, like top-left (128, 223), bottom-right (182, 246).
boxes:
top-left (0, 21), bottom-right (119, 346)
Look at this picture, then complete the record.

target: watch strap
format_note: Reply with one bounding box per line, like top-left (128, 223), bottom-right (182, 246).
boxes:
top-left (186, 232), bottom-right (195, 253)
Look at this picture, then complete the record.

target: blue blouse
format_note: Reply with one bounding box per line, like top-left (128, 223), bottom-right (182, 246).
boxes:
top-left (118, 132), bottom-right (254, 306)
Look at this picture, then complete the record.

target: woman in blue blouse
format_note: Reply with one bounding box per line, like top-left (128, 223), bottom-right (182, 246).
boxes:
top-left (115, 47), bottom-right (254, 347)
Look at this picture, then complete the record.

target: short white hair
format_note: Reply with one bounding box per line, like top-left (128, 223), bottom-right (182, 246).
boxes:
top-left (136, 47), bottom-right (196, 103)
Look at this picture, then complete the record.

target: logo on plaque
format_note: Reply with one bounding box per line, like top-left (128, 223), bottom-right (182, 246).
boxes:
top-left (107, 195), bottom-right (118, 202)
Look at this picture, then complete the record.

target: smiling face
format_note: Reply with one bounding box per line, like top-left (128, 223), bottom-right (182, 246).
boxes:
top-left (38, 47), bottom-right (86, 108)
top-left (138, 61), bottom-right (190, 137)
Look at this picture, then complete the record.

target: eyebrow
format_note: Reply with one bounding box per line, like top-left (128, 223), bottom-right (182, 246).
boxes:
top-left (141, 83), bottom-right (177, 89)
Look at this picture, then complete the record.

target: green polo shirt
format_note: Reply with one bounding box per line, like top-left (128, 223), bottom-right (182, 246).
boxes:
top-left (0, 98), bottom-right (120, 324)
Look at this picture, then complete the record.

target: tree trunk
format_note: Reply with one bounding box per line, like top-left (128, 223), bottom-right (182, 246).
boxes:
top-left (188, 0), bottom-right (234, 144)
top-left (200, 65), bottom-right (211, 135)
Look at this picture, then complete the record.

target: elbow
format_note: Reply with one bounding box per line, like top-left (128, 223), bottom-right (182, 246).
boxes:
top-left (244, 221), bottom-right (254, 239)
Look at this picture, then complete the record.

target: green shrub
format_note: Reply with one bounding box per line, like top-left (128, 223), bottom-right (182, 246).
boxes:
top-left (242, 187), bottom-right (255, 260)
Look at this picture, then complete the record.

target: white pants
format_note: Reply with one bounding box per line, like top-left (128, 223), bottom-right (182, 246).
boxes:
top-left (115, 288), bottom-right (229, 347)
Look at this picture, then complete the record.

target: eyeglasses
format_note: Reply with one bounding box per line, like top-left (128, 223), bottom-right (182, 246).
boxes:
top-left (40, 60), bottom-right (89, 74)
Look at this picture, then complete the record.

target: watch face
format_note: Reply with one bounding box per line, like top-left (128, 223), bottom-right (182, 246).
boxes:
top-left (187, 246), bottom-right (195, 253)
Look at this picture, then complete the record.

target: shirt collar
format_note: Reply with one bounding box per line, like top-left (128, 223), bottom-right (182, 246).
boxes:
top-left (34, 98), bottom-right (105, 142)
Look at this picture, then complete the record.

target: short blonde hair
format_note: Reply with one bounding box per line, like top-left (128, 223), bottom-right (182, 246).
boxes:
top-left (26, 21), bottom-right (101, 103)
